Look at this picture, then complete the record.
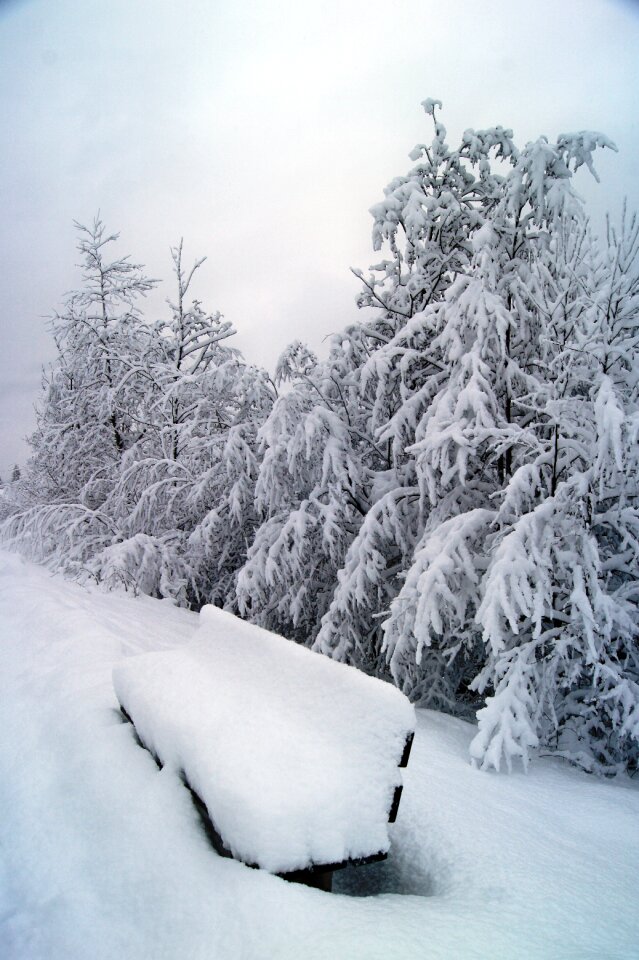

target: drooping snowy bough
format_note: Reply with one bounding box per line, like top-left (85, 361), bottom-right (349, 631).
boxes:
top-left (113, 606), bottom-right (415, 889)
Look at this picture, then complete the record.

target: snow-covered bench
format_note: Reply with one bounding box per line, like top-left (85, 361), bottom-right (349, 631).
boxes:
top-left (113, 606), bottom-right (415, 891)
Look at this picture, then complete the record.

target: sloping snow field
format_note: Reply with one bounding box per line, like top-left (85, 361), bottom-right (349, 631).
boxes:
top-left (1, 551), bottom-right (638, 960)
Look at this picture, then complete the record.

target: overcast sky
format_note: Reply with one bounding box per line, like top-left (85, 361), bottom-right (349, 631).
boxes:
top-left (1, 0), bottom-right (638, 478)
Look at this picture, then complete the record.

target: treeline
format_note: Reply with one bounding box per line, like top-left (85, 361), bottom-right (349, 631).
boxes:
top-left (4, 101), bottom-right (639, 775)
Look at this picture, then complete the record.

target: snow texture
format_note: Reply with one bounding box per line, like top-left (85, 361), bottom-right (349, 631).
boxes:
top-left (1, 552), bottom-right (639, 959)
top-left (113, 605), bottom-right (415, 873)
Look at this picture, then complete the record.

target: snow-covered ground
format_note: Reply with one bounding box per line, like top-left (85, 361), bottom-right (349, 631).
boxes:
top-left (1, 550), bottom-right (638, 960)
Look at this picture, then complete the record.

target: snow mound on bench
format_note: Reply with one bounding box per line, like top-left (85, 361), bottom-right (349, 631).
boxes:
top-left (112, 604), bottom-right (415, 874)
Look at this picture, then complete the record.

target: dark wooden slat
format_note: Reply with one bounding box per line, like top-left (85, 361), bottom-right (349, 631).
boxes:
top-left (182, 778), bottom-right (241, 862)
top-left (120, 706), bottom-right (162, 767)
top-left (120, 706), bottom-right (133, 724)
top-left (387, 784), bottom-right (403, 823)
top-left (399, 731), bottom-right (414, 768)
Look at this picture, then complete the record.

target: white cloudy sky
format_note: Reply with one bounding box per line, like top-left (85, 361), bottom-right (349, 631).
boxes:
top-left (0, 0), bottom-right (638, 477)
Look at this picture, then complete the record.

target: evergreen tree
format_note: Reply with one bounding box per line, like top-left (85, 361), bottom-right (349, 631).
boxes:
top-left (236, 331), bottom-right (379, 642)
top-left (4, 227), bottom-right (274, 603)
top-left (76, 239), bottom-right (275, 603)
top-left (3, 218), bottom-right (157, 571)
top-left (376, 113), bottom-right (637, 773)
top-left (278, 100), bottom-right (634, 774)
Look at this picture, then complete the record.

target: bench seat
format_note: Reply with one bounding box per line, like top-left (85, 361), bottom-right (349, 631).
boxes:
top-left (113, 605), bottom-right (415, 884)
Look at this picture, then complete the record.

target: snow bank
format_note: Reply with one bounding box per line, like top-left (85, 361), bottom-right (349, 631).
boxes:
top-left (113, 604), bottom-right (415, 873)
top-left (2, 552), bottom-right (639, 960)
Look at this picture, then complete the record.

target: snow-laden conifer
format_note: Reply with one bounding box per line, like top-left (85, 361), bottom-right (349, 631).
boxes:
top-left (313, 102), bottom-right (634, 774)
top-left (5, 228), bottom-right (274, 603)
top-left (237, 334), bottom-right (378, 641)
top-left (317, 106), bottom-right (524, 682)
top-left (380, 115), bottom-right (637, 773)
top-left (3, 218), bottom-right (157, 572)
top-left (88, 241), bottom-right (274, 603)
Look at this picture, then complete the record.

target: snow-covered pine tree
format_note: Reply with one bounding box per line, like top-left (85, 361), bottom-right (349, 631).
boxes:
top-left (239, 102), bottom-right (511, 652)
top-left (316, 105), bottom-right (521, 684)
top-left (3, 218), bottom-right (157, 572)
top-left (182, 356), bottom-right (275, 609)
top-left (305, 100), bottom-right (636, 774)
top-left (378, 110), bottom-right (636, 773)
top-left (236, 332), bottom-right (381, 642)
top-left (88, 241), bottom-right (275, 604)
top-left (468, 208), bottom-right (639, 774)
top-left (5, 227), bottom-right (274, 604)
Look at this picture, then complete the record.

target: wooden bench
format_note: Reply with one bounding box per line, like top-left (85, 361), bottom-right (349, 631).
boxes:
top-left (113, 606), bottom-right (415, 892)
